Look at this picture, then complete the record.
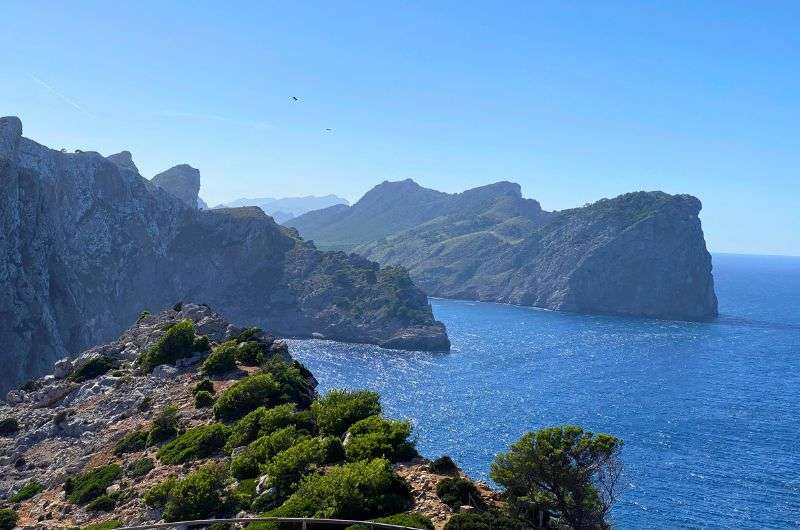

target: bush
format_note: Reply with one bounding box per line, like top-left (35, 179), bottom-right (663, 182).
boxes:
top-left (214, 373), bottom-right (286, 422)
top-left (10, 480), bottom-right (44, 502)
top-left (230, 426), bottom-right (310, 480)
top-left (157, 423), bottom-right (229, 465)
top-left (442, 512), bottom-right (520, 530)
top-left (0, 510), bottom-right (17, 530)
top-left (269, 458), bottom-right (411, 520)
top-left (70, 355), bottom-right (115, 383)
top-left (430, 455), bottom-right (458, 474)
top-left (236, 327), bottom-right (264, 342)
top-left (145, 463), bottom-right (229, 522)
top-left (345, 415), bottom-right (417, 463)
top-left (84, 520), bottom-right (123, 530)
top-left (195, 390), bottom-right (215, 408)
top-left (113, 429), bottom-right (148, 454)
top-left (225, 404), bottom-right (315, 452)
top-left (262, 436), bottom-right (345, 498)
top-left (194, 379), bottom-right (215, 394)
top-left (202, 342), bottom-right (237, 376)
top-left (262, 358), bottom-right (317, 408)
top-left (147, 405), bottom-right (179, 445)
top-left (0, 417), bottom-right (19, 436)
top-left (126, 457), bottom-right (154, 478)
top-left (65, 464), bottom-right (122, 505)
top-left (232, 478), bottom-right (258, 511)
top-left (346, 513), bottom-right (434, 530)
top-left (86, 494), bottom-right (116, 512)
top-left (139, 320), bottom-right (209, 372)
top-left (83, 520), bottom-right (123, 530)
top-left (311, 389), bottom-right (381, 437)
top-left (235, 341), bottom-right (265, 366)
top-left (435, 478), bottom-right (483, 511)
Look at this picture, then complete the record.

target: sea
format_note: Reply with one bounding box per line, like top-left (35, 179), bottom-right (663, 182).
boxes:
top-left (290, 253), bottom-right (800, 529)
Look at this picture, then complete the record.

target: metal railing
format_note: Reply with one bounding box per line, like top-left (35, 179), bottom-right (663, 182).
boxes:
top-left (116, 517), bottom-right (422, 530)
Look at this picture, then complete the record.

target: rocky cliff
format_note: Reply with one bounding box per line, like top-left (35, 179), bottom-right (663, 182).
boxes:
top-left (290, 179), bottom-right (718, 321)
top-left (150, 164), bottom-right (201, 208)
top-left (0, 304), bottom-right (489, 529)
top-left (0, 117), bottom-right (448, 393)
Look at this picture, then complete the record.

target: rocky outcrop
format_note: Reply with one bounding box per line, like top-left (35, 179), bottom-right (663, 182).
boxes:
top-left (0, 118), bottom-right (448, 392)
top-left (150, 164), bottom-right (201, 208)
top-left (0, 305), bottom-right (479, 529)
top-left (107, 150), bottom-right (139, 174)
top-left (291, 179), bottom-right (718, 321)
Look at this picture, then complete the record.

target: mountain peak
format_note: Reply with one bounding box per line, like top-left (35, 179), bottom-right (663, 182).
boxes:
top-left (107, 150), bottom-right (139, 174)
top-left (151, 164), bottom-right (201, 208)
top-left (0, 116), bottom-right (23, 157)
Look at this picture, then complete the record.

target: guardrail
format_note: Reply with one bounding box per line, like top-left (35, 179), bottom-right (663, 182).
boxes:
top-left (116, 516), bottom-right (422, 530)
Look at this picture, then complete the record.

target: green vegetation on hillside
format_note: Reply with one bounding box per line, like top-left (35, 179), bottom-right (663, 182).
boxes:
top-left (139, 320), bottom-right (210, 372)
top-left (64, 464), bottom-right (122, 505)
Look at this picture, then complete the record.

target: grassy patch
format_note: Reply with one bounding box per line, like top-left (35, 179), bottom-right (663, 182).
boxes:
top-left (65, 464), bottom-right (122, 505)
top-left (9, 480), bottom-right (43, 502)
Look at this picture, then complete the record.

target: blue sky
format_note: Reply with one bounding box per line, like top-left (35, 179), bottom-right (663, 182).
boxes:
top-left (1, 1), bottom-right (798, 256)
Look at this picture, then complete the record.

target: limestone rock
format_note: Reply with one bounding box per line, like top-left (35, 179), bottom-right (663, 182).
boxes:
top-left (150, 164), bottom-right (201, 208)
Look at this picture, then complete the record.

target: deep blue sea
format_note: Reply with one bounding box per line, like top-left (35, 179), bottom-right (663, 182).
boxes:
top-left (291, 254), bottom-right (800, 529)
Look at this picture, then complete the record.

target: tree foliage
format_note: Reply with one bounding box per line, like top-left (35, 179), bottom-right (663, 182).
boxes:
top-left (490, 425), bottom-right (623, 529)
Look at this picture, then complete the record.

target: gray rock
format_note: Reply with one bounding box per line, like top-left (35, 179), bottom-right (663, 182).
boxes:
top-left (311, 332), bottom-right (325, 339)
top-left (152, 364), bottom-right (179, 379)
top-left (150, 164), bottom-right (201, 208)
top-left (31, 383), bottom-right (77, 408)
top-left (53, 358), bottom-right (73, 379)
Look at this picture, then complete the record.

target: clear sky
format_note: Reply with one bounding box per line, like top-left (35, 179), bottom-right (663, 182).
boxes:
top-left (1, 1), bottom-right (797, 256)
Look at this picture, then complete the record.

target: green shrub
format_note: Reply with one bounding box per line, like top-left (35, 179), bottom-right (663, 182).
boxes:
top-left (232, 478), bottom-right (258, 511)
top-left (83, 520), bottom-right (123, 530)
top-left (235, 341), bottom-right (265, 366)
top-left (147, 405), bottom-right (179, 445)
top-left (346, 513), bottom-right (434, 530)
top-left (139, 320), bottom-right (208, 372)
top-left (0, 417), bottom-right (20, 436)
top-left (442, 512), bottom-right (520, 530)
top-left (194, 378), bottom-right (215, 394)
top-left (64, 464), bottom-right (122, 505)
top-left (268, 458), bottom-right (411, 520)
top-left (430, 455), bottom-right (458, 474)
top-left (195, 390), bottom-right (215, 408)
top-left (235, 327), bottom-right (264, 342)
top-left (145, 463), bottom-right (229, 522)
top-left (230, 426), bottom-right (310, 480)
top-left (157, 423), bottom-right (229, 464)
top-left (10, 480), bottom-right (44, 502)
top-left (86, 494), bottom-right (116, 512)
top-left (225, 404), bottom-right (315, 452)
top-left (435, 478), bottom-right (483, 511)
top-left (214, 373), bottom-right (286, 422)
top-left (311, 389), bottom-right (381, 437)
top-left (0, 510), bottom-right (18, 530)
top-left (202, 342), bottom-right (237, 376)
top-left (70, 355), bottom-right (115, 383)
top-left (345, 415), bottom-right (417, 463)
top-left (262, 436), bottom-right (345, 498)
top-left (126, 457), bottom-right (154, 478)
top-left (262, 358), bottom-right (317, 408)
top-left (113, 429), bottom-right (148, 454)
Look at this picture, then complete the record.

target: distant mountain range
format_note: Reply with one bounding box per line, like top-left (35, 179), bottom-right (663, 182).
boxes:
top-left (214, 195), bottom-right (349, 223)
top-left (287, 179), bottom-right (718, 321)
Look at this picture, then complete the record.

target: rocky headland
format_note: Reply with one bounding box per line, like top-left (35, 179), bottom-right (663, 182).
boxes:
top-left (0, 304), bottom-right (490, 529)
top-left (0, 117), bottom-right (448, 393)
top-left (288, 179), bottom-right (718, 321)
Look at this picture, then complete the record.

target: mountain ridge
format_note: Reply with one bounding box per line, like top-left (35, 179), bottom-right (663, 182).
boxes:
top-left (0, 117), bottom-right (448, 393)
top-left (288, 179), bottom-right (718, 321)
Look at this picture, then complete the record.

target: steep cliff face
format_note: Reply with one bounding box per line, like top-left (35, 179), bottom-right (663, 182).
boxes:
top-left (0, 118), bottom-right (448, 393)
top-left (292, 178), bottom-right (718, 321)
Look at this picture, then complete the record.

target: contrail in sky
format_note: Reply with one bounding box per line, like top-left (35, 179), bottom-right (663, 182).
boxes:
top-left (29, 74), bottom-right (95, 117)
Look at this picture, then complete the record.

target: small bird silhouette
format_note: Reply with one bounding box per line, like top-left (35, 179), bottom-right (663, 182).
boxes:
top-left (324, 128), bottom-right (333, 132)
top-left (290, 96), bottom-right (299, 101)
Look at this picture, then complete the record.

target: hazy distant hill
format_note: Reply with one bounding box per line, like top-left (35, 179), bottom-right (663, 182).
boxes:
top-left (288, 179), bottom-right (718, 321)
top-left (215, 195), bottom-right (349, 223)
